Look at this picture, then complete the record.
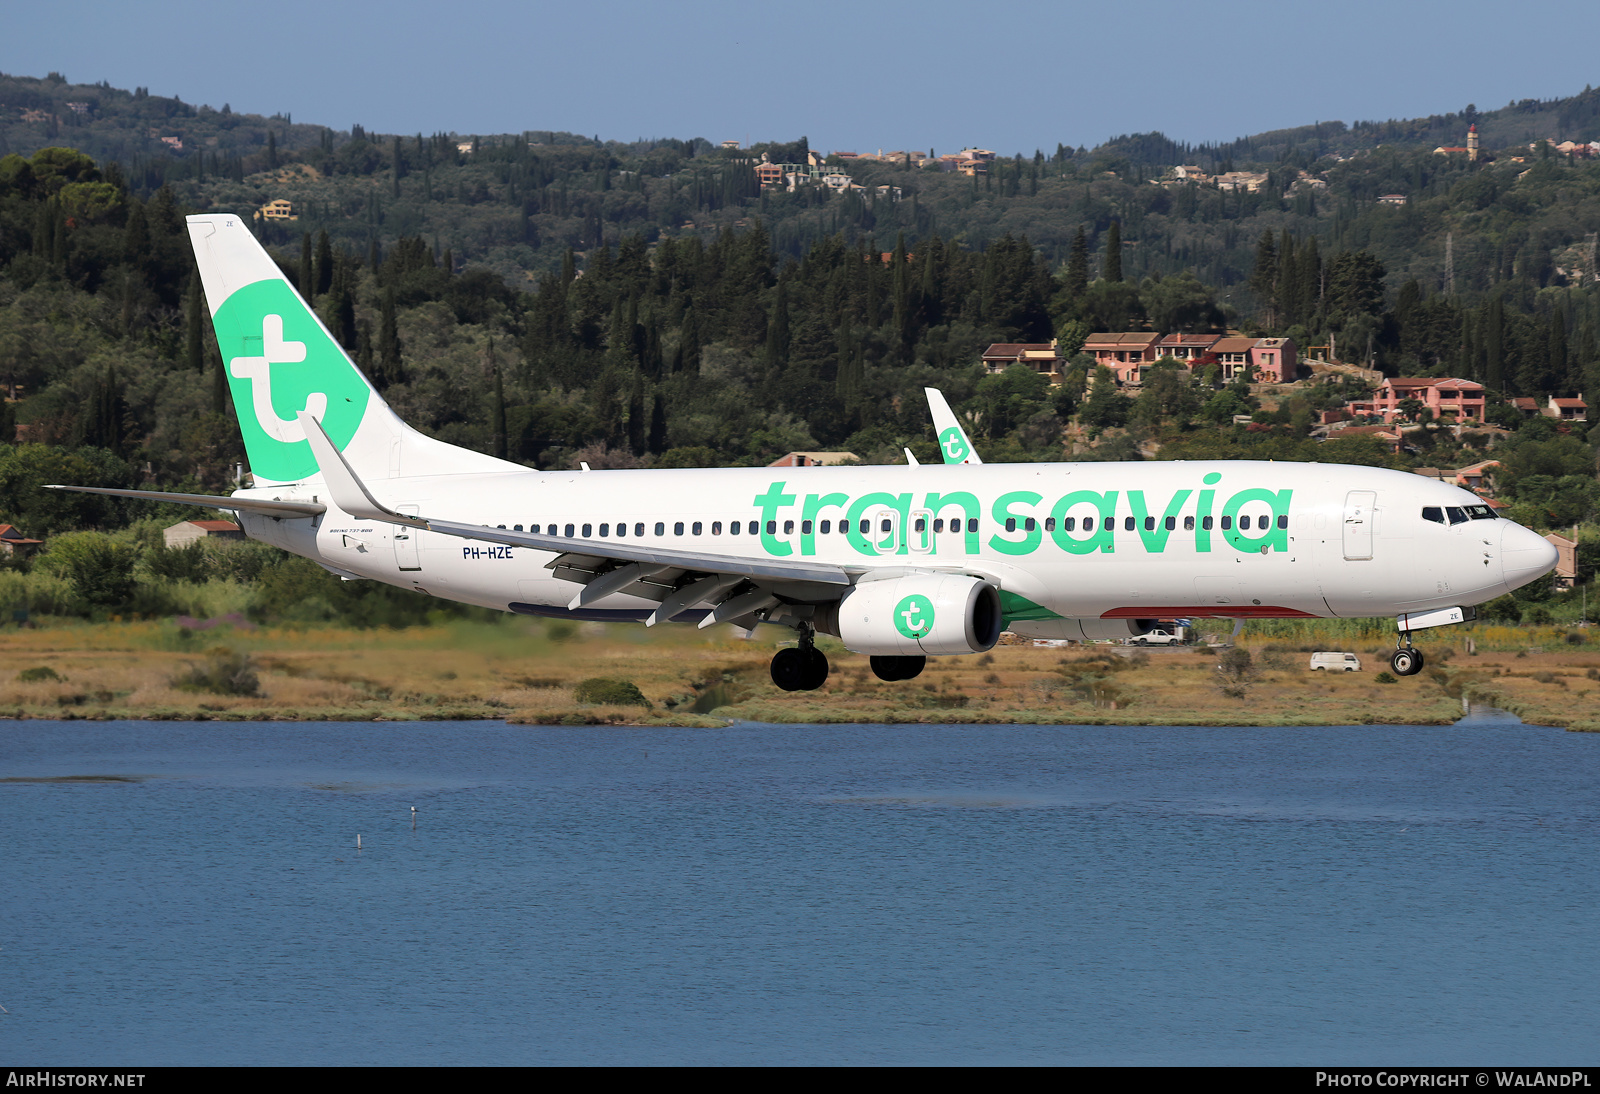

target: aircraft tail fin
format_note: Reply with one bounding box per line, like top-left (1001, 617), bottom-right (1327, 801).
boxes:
top-left (924, 387), bottom-right (983, 465)
top-left (187, 213), bottom-right (518, 487)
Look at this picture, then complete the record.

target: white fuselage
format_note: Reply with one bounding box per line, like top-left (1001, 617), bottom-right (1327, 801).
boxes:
top-left (234, 459), bottom-right (1556, 630)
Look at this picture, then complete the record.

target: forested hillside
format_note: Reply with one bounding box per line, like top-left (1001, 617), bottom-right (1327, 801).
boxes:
top-left (1, 72), bottom-right (1598, 624)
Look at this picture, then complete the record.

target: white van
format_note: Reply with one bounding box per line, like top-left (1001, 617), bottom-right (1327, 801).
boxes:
top-left (1309, 652), bottom-right (1362, 672)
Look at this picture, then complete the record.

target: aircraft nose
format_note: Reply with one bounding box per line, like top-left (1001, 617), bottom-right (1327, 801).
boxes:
top-left (1500, 521), bottom-right (1559, 594)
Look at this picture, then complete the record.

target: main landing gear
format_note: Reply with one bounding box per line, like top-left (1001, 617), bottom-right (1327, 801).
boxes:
top-left (767, 626), bottom-right (928, 691)
top-left (870, 655), bottom-right (925, 682)
top-left (770, 624), bottom-right (830, 692)
top-left (1390, 643), bottom-right (1425, 677)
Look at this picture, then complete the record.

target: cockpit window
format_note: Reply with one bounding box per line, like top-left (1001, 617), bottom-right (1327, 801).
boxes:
top-left (1424, 504), bottom-right (1496, 525)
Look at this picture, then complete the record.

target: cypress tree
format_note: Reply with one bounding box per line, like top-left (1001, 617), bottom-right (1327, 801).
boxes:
top-left (1065, 225), bottom-right (1089, 301)
top-left (185, 276), bottom-right (205, 372)
top-left (1102, 220), bottom-right (1123, 283)
top-left (298, 233), bottom-right (313, 298)
top-left (647, 393), bottom-right (668, 455)
top-left (314, 230), bottom-right (333, 297)
top-left (627, 367), bottom-right (646, 456)
top-left (490, 339), bottom-right (507, 460)
top-left (377, 288), bottom-right (403, 386)
top-left (1249, 231), bottom-right (1277, 325)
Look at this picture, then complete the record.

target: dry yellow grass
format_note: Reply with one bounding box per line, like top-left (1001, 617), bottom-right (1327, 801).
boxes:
top-left (0, 618), bottom-right (1594, 728)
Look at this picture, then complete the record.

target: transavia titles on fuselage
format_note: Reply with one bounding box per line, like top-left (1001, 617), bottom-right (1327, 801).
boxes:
top-left (50, 215), bottom-right (1558, 691)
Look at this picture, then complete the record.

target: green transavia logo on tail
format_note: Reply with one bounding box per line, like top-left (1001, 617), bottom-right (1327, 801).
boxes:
top-left (212, 279), bottom-right (371, 482)
top-left (938, 427), bottom-right (970, 462)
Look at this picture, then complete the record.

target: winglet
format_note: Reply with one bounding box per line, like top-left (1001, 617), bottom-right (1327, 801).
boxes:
top-left (924, 388), bottom-right (982, 465)
top-left (297, 411), bottom-right (428, 529)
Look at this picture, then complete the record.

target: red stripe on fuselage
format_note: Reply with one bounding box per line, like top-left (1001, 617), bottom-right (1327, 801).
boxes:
top-left (1100, 606), bottom-right (1320, 619)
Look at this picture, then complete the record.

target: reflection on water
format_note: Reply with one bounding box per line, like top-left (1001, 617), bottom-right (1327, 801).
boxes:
top-left (2, 717), bottom-right (1596, 1065)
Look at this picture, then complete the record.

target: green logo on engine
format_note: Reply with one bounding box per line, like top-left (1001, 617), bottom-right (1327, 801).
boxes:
top-left (211, 279), bottom-right (371, 482)
top-left (894, 594), bottom-right (935, 639)
top-left (938, 426), bottom-right (969, 463)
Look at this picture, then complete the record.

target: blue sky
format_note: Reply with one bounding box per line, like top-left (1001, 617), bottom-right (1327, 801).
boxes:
top-left (5, 0), bottom-right (1597, 155)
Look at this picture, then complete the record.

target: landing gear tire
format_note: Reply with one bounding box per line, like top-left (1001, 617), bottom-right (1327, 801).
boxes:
top-left (1390, 647), bottom-right (1424, 676)
top-left (771, 646), bottom-right (830, 692)
top-left (870, 654), bottom-right (926, 682)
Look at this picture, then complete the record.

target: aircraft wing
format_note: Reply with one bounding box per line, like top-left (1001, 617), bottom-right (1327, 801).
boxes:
top-left (296, 411), bottom-right (852, 591)
top-left (924, 387), bottom-right (983, 464)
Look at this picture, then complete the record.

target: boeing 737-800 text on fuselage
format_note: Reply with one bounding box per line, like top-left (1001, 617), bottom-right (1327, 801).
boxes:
top-left (51, 215), bottom-right (1558, 690)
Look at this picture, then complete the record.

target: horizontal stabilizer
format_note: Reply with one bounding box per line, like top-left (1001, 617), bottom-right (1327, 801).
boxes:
top-left (44, 485), bottom-right (325, 518)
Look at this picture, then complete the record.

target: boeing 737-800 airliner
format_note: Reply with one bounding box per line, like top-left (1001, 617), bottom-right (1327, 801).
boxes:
top-left (52, 215), bottom-right (1558, 691)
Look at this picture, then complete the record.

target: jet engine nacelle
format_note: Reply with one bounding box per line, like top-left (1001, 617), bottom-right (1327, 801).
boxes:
top-left (816, 573), bottom-right (1003, 656)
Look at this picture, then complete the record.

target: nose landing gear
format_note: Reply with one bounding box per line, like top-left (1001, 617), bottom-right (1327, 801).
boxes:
top-left (770, 624), bottom-right (830, 692)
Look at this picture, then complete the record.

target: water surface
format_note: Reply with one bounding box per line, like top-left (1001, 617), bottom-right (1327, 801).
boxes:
top-left (2, 714), bottom-right (1595, 1065)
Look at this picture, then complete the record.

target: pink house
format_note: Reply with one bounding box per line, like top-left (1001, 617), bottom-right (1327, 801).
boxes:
top-left (1345, 378), bottom-right (1486, 424)
top-left (1154, 333), bottom-right (1220, 363)
top-left (1083, 333), bottom-right (1161, 385)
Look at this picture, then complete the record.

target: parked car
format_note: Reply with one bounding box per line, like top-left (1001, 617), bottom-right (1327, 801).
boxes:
top-left (1127, 628), bottom-right (1186, 646)
top-left (1309, 652), bottom-right (1362, 672)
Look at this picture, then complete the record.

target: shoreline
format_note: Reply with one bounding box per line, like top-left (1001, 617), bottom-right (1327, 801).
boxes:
top-left (1, 620), bottom-right (1596, 731)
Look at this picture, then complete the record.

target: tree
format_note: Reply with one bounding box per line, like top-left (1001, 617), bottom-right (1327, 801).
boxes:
top-left (1101, 219), bottom-right (1123, 283)
top-left (1078, 365), bottom-right (1130, 429)
top-left (34, 531), bottom-right (136, 608)
top-left (1063, 225), bottom-right (1089, 302)
top-left (376, 288), bottom-right (404, 388)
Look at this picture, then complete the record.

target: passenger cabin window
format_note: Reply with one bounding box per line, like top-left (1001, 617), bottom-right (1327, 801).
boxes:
top-left (730, 521), bottom-right (740, 535)
top-left (692, 521), bottom-right (703, 535)
top-left (634, 523), bottom-right (644, 537)
top-left (675, 522), bottom-right (685, 535)
top-left (564, 523), bottom-right (575, 537)
top-left (1124, 517), bottom-right (1135, 531)
top-left (655, 522), bottom-right (665, 536)
top-left (823, 520), bottom-right (834, 534)
top-left (712, 522), bottom-right (722, 535)
top-left (582, 524), bottom-right (592, 537)
top-left (785, 520), bottom-right (795, 535)
top-left (1005, 517), bottom-right (1017, 533)
top-left (599, 523), bottom-right (609, 537)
